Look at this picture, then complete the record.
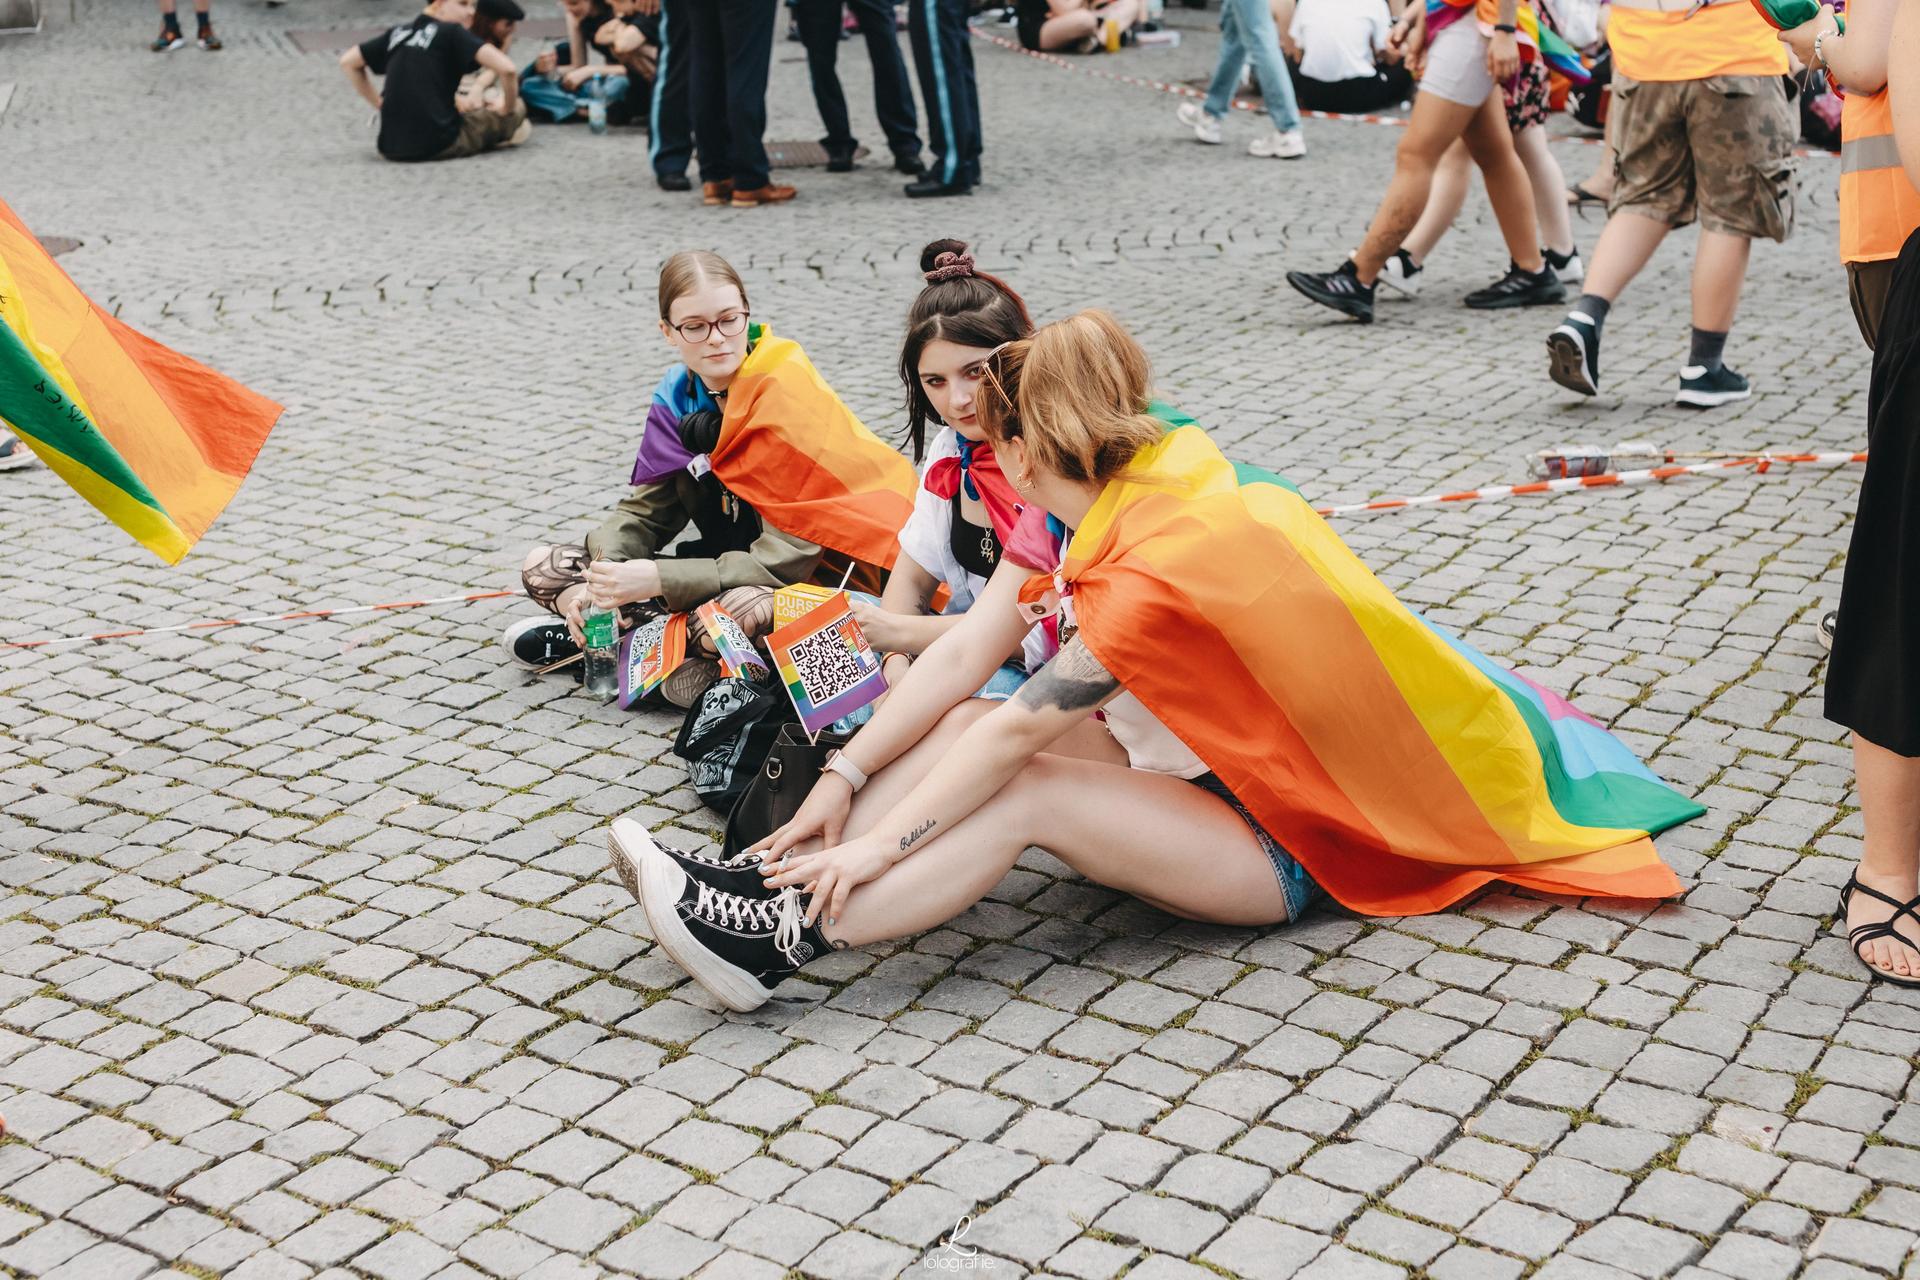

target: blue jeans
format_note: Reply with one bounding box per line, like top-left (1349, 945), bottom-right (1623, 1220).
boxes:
top-left (1202, 0), bottom-right (1301, 134)
top-left (520, 69), bottom-right (630, 124)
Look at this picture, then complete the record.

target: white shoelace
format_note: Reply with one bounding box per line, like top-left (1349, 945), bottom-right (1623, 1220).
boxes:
top-left (692, 879), bottom-right (810, 965)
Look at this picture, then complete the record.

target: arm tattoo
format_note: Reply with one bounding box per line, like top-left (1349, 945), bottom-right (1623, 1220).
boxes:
top-left (900, 819), bottom-right (937, 852)
top-left (1014, 639), bottom-right (1121, 714)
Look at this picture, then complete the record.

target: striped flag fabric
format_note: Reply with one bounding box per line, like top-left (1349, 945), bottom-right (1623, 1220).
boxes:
top-left (0, 197), bottom-right (283, 564)
top-left (1024, 409), bottom-right (1703, 916)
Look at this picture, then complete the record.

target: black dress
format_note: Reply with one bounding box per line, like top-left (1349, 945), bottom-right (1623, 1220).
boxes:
top-left (1827, 226), bottom-right (1920, 756)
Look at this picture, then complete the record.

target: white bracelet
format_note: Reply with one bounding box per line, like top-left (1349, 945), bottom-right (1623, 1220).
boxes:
top-left (1814, 25), bottom-right (1836, 71)
top-left (823, 751), bottom-right (868, 793)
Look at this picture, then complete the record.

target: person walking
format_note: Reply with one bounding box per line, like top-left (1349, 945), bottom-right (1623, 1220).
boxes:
top-left (797, 0), bottom-right (925, 176)
top-left (152, 0), bottom-right (220, 50)
top-left (1174, 0), bottom-right (1308, 158)
top-left (1781, 0), bottom-right (1920, 984)
top-left (1543, 0), bottom-right (1796, 407)
top-left (650, 0), bottom-right (696, 192)
top-left (686, 0), bottom-right (795, 207)
top-left (1285, 0), bottom-right (1566, 323)
top-left (905, 0), bottom-right (983, 197)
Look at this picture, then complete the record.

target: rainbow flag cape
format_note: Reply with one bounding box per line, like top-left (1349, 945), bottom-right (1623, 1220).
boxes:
top-left (0, 199), bottom-right (283, 563)
top-left (1426, 0), bottom-right (1590, 83)
top-left (632, 324), bottom-right (916, 590)
top-left (1026, 408), bottom-right (1700, 916)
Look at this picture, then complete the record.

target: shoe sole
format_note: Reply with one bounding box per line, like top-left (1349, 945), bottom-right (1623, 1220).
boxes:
top-left (1546, 331), bottom-right (1598, 396)
top-left (636, 844), bottom-right (774, 1012)
top-left (1673, 387), bottom-right (1753, 408)
top-left (1285, 274), bottom-right (1372, 324)
top-left (1377, 276), bottom-right (1421, 300)
top-left (1464, 286), bottom-right (1567, 311)
top-left (0, 454), bottom-right (38, 471)
top-left (607, 821), bottom-right (647, 907)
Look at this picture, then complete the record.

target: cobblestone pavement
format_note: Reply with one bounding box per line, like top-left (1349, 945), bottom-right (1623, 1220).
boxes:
top-left (2, 2), bottom-right (1916, 1277)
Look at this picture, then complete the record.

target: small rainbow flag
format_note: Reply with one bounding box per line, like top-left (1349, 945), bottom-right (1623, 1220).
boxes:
top-left (694, 600), bottom-right (769, 678)
top-left (767, 593), bottom-right (888, 737)
top-left (1025, 409), bottom-right (1702, 916)
top-left (0, 198), bottom-right (283, 564)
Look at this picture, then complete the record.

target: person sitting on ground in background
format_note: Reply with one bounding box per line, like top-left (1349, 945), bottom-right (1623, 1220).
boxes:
top-left (1285, 0), bottom-right (1565, 321)
top-left (0, 433), bottom-right (40, 472)
top-left (1176, 0), bottom-right (1308, 157)
top-left (592, 0), bottom-right (662, 94)
top-left (520, 0), bottom-right (635, 123)
top-left (1376, 31), bottom-right (1583, 297)
top-left (857, 240), bottom-right (1048, 706)
top-left (1279, 0), bottom-right (1413, 114)
top-left (340, 0), bottom-right (530, 162)
top-left (1015, 0), bottom-right (1142, 53)
top-left (607, 309), bottom-right (1701, 1013)
top-left (503, 250), bottom-right (918, 707)
top-left (457, 0), bottom-right (525, 111)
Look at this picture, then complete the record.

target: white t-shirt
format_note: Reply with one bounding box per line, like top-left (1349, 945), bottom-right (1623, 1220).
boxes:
top-left (1290, 0), bottom-right (1391, 83)
top-left (896, 427), bottom-right (1052, 674)
top-left (1048, 569), bottom-right (1209, 780)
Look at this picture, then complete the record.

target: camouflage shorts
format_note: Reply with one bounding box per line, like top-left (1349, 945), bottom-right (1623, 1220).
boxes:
top-left (1609, 74), bottom-right (1797, 241)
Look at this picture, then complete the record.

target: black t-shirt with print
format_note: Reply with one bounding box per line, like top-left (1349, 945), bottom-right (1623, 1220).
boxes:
top-left (358, 13), bottom-right (485, 161)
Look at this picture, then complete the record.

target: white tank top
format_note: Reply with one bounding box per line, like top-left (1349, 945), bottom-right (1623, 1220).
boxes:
top-left (1101, 692), bottom-right (1209, 779)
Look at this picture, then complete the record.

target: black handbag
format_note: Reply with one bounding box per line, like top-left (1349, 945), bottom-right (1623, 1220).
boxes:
top-left (671, 674), bottom-right (793, 812)
top-left (721, 722), bottom-right (852, 860)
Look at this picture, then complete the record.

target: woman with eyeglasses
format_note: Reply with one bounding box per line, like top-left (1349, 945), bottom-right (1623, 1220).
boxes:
top-left (608, 309), bottom-right (1701, 1012)
top-left (504, 249), bottom-right (917, 706)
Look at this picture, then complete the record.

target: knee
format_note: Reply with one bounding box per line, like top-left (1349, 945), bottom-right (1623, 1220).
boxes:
top-left (1395, 137), bottom-right (1440, 176)
top-left (523, 544), bottom-right (554, 574)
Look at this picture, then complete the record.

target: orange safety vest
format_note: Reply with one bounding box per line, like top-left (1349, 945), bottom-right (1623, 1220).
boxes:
top-left (1841, 89), bottom-right (1920, 263)
top-left (1607, 0), bottom-right (1787, 81)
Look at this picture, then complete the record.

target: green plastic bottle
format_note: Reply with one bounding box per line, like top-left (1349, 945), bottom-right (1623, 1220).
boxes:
top-left (1748, 0), bottom-right (1843, 33)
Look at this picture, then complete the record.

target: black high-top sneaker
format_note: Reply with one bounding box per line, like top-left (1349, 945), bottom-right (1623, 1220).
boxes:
top-left (635, 841), bottom-right (831, 1012)
top-left (608, 817), bottom-right (762, 899)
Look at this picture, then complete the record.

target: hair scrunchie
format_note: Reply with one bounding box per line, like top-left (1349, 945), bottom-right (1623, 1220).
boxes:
top-left (925, 251), bottom-right (977, 283)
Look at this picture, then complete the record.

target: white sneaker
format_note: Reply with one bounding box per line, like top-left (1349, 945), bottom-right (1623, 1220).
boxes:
top-left (1377, 250), bottom-right (1423, 300)
top-left (1248, 128), bottom-right (1306, 159)
top-left (1545, 247), bottom-right (1584, 285)
top-left (1177, 101), bottom-right (1223, 145)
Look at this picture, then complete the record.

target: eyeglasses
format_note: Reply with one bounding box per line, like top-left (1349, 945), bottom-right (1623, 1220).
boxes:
top-left (669, 310), bottom-right (750, 343)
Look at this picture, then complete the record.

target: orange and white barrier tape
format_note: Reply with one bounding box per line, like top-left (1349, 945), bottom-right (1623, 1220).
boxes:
top-left (1312, 452), bottom-right (1868, 518)
top-left (968, 23), bottom-right (1841, 158)
top-left (1, 590), bottom-right (517, 650)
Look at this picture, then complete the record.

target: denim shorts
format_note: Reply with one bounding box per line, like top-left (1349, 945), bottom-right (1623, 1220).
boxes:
top-left (1189, 771), bottom-right (1323, 921)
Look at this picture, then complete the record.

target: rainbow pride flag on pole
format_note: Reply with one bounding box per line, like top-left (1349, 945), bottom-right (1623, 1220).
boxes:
top-left (0, 198), bottom-right (283, 564)
top-left (1023, 408), bottom-right (1701, 916)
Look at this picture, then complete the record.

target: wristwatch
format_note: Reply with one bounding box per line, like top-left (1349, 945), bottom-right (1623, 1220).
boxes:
top-left (1493, 22), bottom-right (1518, 32)
top-left (823, 750), bottom-right (869, 793)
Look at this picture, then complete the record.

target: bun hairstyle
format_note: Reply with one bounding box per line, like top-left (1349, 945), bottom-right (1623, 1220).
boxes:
top-left (899, 238), bottom-right (1034, 460)
top-left (658, 250), bottom-right (750, 322)
top-left (977, 309), bottom-right (1162, 486)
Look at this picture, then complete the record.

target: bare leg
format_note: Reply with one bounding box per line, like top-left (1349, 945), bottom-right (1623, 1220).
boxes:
top-left (1040, 2), bottom-right (1099, 48)
top-left (1352, 93), bottom-right (1483, 281)
top-left (1513, 124), bottom-right (1575, 257)
top-left (1848, 734), bottom-right (1920, 978)
top-left (1578, 207), bottom-right (1669, 302)
top-left (1458, 92), bottom-right (1544, 273)
top-left (1401, 138), bottom-right (1474, 266)
top-left (1690, 230), bottom-right (1752, 332)
top-left (823, 754), bottom-right (1291, 946)
top-left (1574, 109), bottom-right (1616, 202)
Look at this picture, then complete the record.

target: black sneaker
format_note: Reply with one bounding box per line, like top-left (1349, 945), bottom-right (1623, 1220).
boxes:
top-left (635, 838), bottom-right (827, 1012)
top-left (1547, 310), bottom-right (1602, 396)
top-left (503, 616), bottom-right (581, 670)
top-left (1817, 611), bottom-right (1837, 652)
top-left (1286, 260), bottom-right (1375, 324)
top-left (1675, 363), bottom-right (1752, 408)
top-left (824, 142), bottom-right (857, 173)
top-left (892, 152), bottom-right (924, 176)
top-left (609, 817), bottom-right (761, 899)
top-left (1464, 261), bottom-right (1565, 310)
top-left (657, 171), bottom-right (692, 192)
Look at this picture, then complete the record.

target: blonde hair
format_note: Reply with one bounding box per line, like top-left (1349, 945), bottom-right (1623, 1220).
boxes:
top-left (979, 310), bottom-right (1162, 484)
top-left (657, 250), bottom-right (749, 321)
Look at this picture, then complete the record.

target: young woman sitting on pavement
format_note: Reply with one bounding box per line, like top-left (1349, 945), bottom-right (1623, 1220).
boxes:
top-left (609, 309), bottom-right (1703, 1012)
top-left (850, 239), bottom-right (1048, 705)
top-left (503, 250), bottom-right (917, 705)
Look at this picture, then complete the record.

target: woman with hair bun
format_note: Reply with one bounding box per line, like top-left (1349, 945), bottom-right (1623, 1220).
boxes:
top-left (850, 240), bottom-right (1048, 703)
top-left (612, 308), bottom-right (1702, 1012)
